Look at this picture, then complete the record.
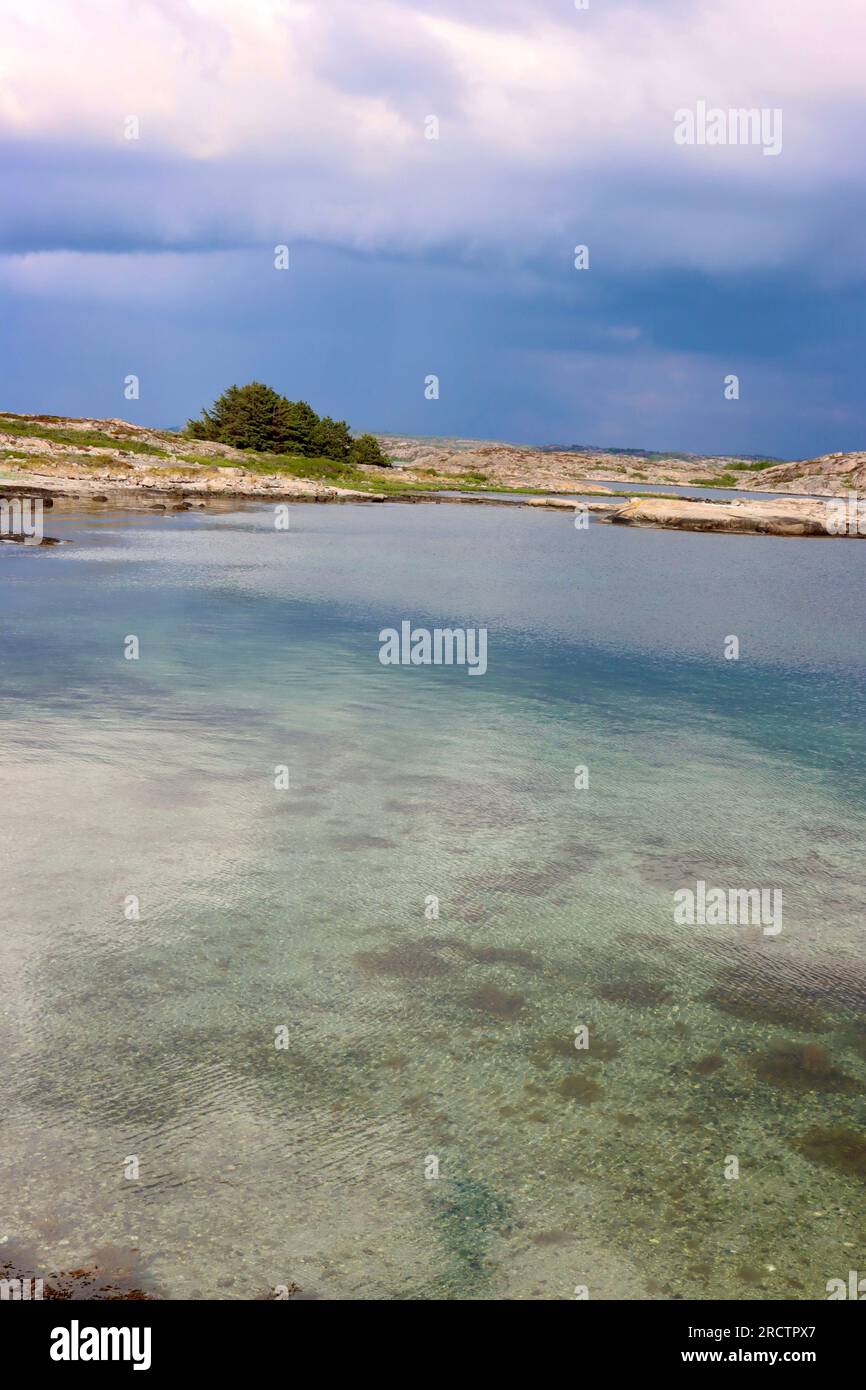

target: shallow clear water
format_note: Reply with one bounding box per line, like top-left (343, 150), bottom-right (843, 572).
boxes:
top-left (1, 500), bottom-right (865, 1300)
top-left (584, 479), bottom-right (827, 501)
top-left (449, 481), bottom-right (838, 503)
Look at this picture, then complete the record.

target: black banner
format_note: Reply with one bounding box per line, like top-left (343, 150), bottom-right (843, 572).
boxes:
top-left (2, 1298), bottom-right (859, 1375)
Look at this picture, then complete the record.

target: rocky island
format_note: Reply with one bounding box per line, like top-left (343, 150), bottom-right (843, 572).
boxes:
top-left (2, 396), bottom-right (865, 540)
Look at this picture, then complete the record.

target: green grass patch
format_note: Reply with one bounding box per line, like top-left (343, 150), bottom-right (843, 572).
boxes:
top-left (200, 452), bottom-right (558, 498)
top-left (198, 451), bottom-right (412, 494)
top-left (690, 474), bottom-right (739, 488)
top-left (227, 452), bottom-right (375, 485)
top-left (454, 470), bottom-right (490, 485)
top-left (175, 452), bottom-right (236, 468)
top-left (0, 418), bottom-right (170, 456)
top-left (727, 458), bottom-right (778, 473)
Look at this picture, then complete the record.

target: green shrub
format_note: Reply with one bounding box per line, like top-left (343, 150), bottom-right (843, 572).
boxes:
top-left (186, 384), bottom-right (390, 466)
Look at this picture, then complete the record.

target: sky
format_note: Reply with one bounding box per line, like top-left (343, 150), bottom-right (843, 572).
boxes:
top-left (2, 0), bottom-right (865, 458)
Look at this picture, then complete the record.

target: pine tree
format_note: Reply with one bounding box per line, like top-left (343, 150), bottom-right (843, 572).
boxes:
top-left (186, 382), bottom-right (289, 451)
top-left (186, 384), bottom-right (385, 464)
top-left (313, 416), bottom-right (352, 462)
top-left (282, 400), bottom-right (320, 456)
top-left (350, 433), bottom-right (390, 468)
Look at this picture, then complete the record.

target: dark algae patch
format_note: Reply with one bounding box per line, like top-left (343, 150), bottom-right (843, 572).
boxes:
top-left (469, 946), bottom-right (540, 969)
top-left (793, 1126), bottom-right (866, 1180)
top-left (329, 833), bottom-right (397, 851)
top-left (693, 1054), bottom-right (726, 1076)
top-left (0, 1241), bottom-right (157, 1299)
top-left (428, 1170), bottom-right (512, 1280)
top-left (354, 942), bottom-right (451, 979)
top-left (531, 1031), bottom-right (620, 1064)
top-left (706, 982), bottom-right (825, 1032)
top-left (705, 951), bottom-right (866, 1030)
top-left (558, 1073), bottom-right (604, 1103)
top-left (748, 1042), bottom-right (856, 1092)
top-left (596, 978), bottom-right (672, 1007)
top-left (466, 986), bottom-right (525, 1017)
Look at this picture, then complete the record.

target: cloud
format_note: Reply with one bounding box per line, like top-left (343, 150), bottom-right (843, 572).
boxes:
top-left (2, 1), bottom-right (866, 456)
top-left (1, 0), bottom-right (865, 276)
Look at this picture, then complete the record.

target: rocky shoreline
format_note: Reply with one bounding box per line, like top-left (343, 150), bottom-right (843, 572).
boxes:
top-left (381, 433), bottom-right (866, 498)
top-left (2, 411), bottom-right (864, 541)
top-left (3, 473), bottom-right (863, 542)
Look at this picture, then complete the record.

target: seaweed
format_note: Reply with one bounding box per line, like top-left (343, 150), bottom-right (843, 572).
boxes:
top-left (429, 1171), bottom-right (512, 1275)
top-left (558, 1073), bottom-right (604, 1103)
top-left (793, 1126), bottom-right (866, 1179)
top-left (354, 943), bottom-right (450, 978)
top-left (597, 979), bottom-right (672, 1007)
top-left (0, 1241), bottom-right (157, 1300)
top-left (749, 1043), bottom-right (855, 1092)
top-left (466, 986), bottom-right (525, 1017)
top-left (693, 1054), bottom-right (726, 1076)
top-left (469, 947), bottom-right (540, 969)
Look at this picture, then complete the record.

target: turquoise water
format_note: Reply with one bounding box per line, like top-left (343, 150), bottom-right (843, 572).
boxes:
top-left (1, 500), bottom-right (865, 1300)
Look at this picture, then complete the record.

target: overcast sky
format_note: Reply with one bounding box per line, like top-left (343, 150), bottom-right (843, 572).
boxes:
top-left (2, 0), bottom-right (865, 456)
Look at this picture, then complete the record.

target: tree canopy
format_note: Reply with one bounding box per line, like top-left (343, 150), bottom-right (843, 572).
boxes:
top-left (350, 432), bottom-right (391, 468)
top-left (187, 382), bottom-right (390, 466)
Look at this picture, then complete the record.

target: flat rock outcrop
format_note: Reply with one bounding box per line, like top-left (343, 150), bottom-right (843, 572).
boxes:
top-left (608, 496), bottom-right (860, 538)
